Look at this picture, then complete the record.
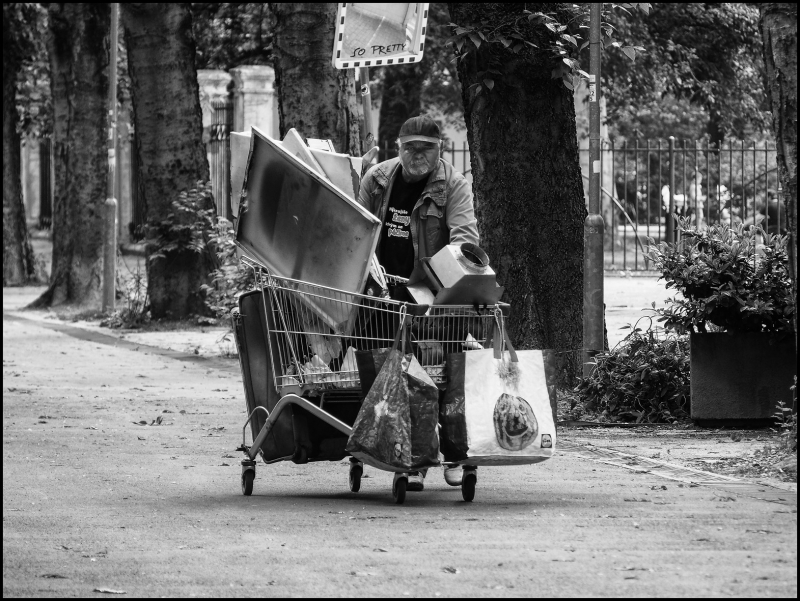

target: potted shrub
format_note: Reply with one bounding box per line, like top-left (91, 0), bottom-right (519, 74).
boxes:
top-left (647, 220), bottom-right (796, 423)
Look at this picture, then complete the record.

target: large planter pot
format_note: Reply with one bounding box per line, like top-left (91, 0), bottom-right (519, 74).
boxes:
top-left (690, 331), bottom-right (796, 422)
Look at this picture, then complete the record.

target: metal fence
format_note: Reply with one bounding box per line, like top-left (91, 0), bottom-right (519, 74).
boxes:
top-left (26, 130), bottom-right (781, 272)
top-left (209, 98), bottom-right (233, 220)
top-left (581, 138), bottom-right (782, 270)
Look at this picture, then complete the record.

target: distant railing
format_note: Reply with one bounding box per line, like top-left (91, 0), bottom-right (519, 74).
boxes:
top-left (209, 98), bottom-right (233, 220)
top-left (24, 129), bottom-right (781, 272)
top-left (581, 138), bottom-right (782, 270)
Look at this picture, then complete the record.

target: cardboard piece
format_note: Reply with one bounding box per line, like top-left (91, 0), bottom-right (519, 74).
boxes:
top-left (308, 148), bottom-right (363, 202)
top-left (230, 131), bottom-right (252, 219)
top-left (281, 128), bottom-right (329, 180)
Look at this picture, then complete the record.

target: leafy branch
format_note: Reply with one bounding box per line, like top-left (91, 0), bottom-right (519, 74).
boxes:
top-left (447, 3), bottom-right (650, 95)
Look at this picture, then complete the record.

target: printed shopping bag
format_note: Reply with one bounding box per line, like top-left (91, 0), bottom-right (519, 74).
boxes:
top-left (346, 315), bottom-right (440, 472)
top-left (441, 314), bottom-right (557, 466)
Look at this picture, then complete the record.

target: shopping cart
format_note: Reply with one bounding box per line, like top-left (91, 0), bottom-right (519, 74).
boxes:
top-left (232, 255), bottom-right (509, 503)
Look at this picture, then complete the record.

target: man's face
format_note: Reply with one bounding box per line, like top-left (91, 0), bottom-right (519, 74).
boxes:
top-left (398, 140), bottom-right (441, 179)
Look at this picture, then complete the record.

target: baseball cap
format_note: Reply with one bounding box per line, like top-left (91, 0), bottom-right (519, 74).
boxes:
top-left (398, 115), bottom-right (441, 144)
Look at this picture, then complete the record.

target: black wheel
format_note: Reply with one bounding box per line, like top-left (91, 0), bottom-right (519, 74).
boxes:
top-left (349, 464), bottom-right (363, 493)
top-left (393, 477), bottom-right (407, 504)
top-left (461, 472), bottom-right (476, 502)
top-left (242, 470), bottom-right (255, 496)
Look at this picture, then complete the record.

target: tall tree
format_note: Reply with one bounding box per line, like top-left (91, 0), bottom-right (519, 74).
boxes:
top-left (604, 3), bottom-right (769, 144)
top-left (448, 3), bottom-right (587, 385)
top-left (122, 3), bottom-right (213, 319)
top-left (191, 3), bottom-right (274, 70)
top-left (3, 3), bottom-right (41, 286)
top-left (30, 3), bottom-right (110, 308)
top-left (268, 3), bottom-right (362, 155)
top-left (760, 4), bottom-right (798, 348)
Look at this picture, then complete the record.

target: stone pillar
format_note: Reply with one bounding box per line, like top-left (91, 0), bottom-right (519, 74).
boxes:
top-left (197, 69), bottom-right (233, 141)
top-left (230, 65), bottom-right (279, 138)
top-left (20, 136), bottom-right (40, 224)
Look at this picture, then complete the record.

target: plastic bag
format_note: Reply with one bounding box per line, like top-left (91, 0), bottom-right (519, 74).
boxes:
top-left (441, 314), bottom-right (557, 466)
top-left (346, 316), bottom-right (440, 472)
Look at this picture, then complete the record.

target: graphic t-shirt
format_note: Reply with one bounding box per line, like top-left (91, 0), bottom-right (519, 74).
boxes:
top-left (379, 172), bottom-right (430, 279)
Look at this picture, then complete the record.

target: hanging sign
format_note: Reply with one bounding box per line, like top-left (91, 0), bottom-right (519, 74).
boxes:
top-left (331, 3), bottom-right (430, 69)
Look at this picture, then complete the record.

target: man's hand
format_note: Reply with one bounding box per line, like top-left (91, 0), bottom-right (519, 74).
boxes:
top-left (361, 146), bottom-right (379, 177)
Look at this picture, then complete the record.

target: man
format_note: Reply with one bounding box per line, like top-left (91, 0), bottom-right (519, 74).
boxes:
top-left (357, 115), bottom-right (479, 491)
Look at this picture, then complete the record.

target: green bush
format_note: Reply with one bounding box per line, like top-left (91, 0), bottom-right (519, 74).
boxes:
top-left (201, 216), bottom-right (256, 318)
top-left (147, 181), bottom-right (217, 264)
top-left (575, 321), bottom-right (691, 423)
top-left (646, 219), bottom-right (794, 334)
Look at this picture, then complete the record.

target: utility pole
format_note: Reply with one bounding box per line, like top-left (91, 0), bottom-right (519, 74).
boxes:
top-left (582, 3), bottom-right (605, 376)
top-left (103, 3), bottom-right (119, 313)
top-left (359, 66), bottom-right (375, 154)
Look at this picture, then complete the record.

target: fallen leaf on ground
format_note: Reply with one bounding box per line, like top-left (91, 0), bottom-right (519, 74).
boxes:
top-left (442, 567), bottom-right (460, 574)
top-left (373, 548), bottom-right (387, 553)
top-left (41, 574), bottom-right (68, 579)
top-left (94, 588), bottom-right (126, 594)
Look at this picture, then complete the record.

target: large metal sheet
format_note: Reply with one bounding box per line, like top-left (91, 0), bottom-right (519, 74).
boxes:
top-left (236, 127), bottom-right (381, 332)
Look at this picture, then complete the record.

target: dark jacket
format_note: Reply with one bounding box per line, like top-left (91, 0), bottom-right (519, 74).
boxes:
top-left (357, 157), bottom-right (479, 272)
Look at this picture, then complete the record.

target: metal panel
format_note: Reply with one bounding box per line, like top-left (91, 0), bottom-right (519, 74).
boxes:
top-left (308, 148), bottom-right (363, 202)
top-left (236, 127), bottom-right (381, 332)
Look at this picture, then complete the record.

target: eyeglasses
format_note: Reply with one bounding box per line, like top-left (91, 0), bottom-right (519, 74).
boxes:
top-left (399, 143), bottom-right (439, 154)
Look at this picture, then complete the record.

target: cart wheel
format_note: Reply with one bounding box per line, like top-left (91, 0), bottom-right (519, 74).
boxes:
top-left (393, 476), bottom-right (407, 504)
top-left (349, 464), bottom-right (363, 493)
top-left (461, 472), bottom-right (476, 502)
top-left (242, 470), bottom-right (255, 496)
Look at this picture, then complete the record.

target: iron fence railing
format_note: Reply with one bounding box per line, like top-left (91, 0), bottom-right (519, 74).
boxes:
top-left (582, 138), bottom-right (782, 270)
top-left (23, 131), bottom-right (781, 272)
top-left (209, 98), bottom-right (233, 220)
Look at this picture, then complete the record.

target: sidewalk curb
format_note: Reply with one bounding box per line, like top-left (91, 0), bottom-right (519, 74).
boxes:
top-left (3, 311), bottom-right (239, 374)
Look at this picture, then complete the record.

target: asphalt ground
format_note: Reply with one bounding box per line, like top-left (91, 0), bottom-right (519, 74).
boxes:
top-left (3, 284), bottom-right (797, 598)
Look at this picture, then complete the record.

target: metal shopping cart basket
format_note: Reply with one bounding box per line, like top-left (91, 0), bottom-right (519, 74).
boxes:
top-left (232, 255), bottom-right (509, 503)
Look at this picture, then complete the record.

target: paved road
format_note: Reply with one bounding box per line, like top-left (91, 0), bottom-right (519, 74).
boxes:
top-left (3, 306), bottom-right (797, 597)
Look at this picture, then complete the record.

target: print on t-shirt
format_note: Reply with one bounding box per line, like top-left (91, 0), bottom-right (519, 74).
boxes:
top-left (387, 206), bottom-right (411, 238)
top-left (378, 172), bottom-right (429, 279)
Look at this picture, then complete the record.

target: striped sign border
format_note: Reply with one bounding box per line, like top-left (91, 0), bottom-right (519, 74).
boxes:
top-left (332, 3), bottom-right (430, 69)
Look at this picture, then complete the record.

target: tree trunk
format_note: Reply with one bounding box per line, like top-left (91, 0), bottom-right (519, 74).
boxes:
top-left (3, 7), bottom-right (38, 286)
top-left (377, 65), bottom-right (423, 159)
top-left (269, 3), bottom-right (362, 155)
top-left (30, 3), bottom-right (109, 308)
top-left (122, 3), bottom-right (213, 319)
top-left (449, 3), bottom-right (587, 386)
top-left (760, 3), bottom-right (798, 408)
